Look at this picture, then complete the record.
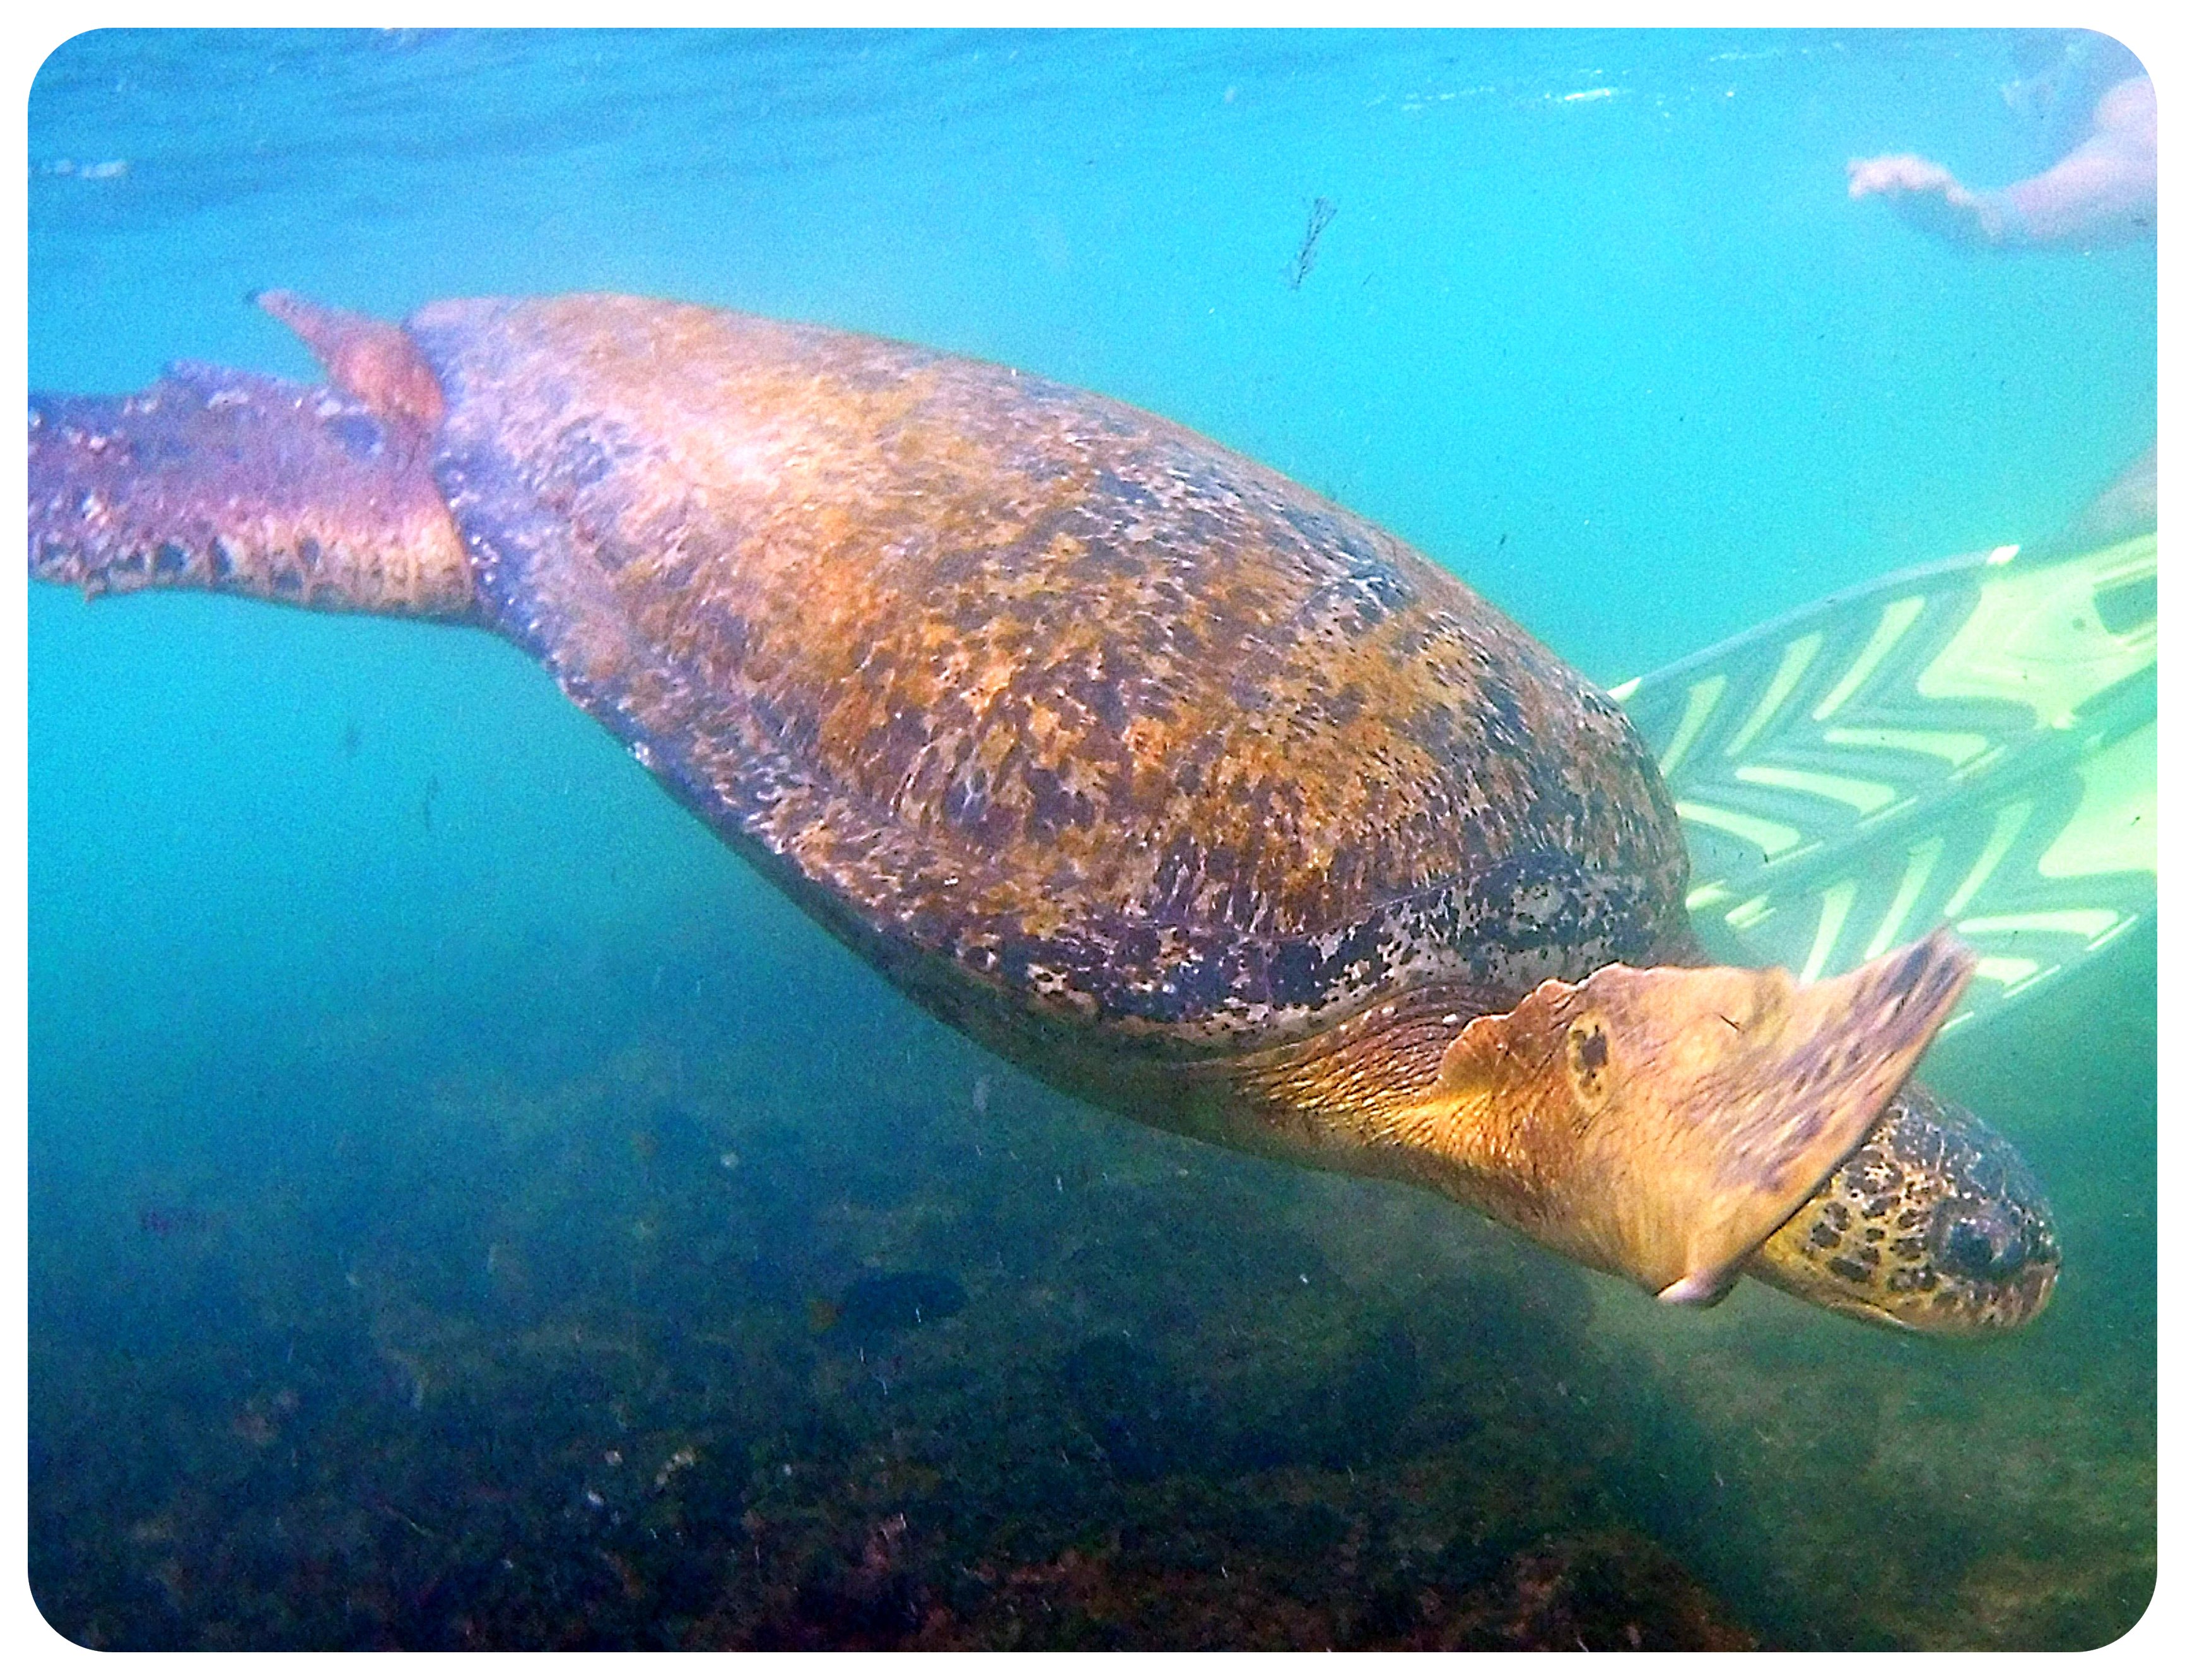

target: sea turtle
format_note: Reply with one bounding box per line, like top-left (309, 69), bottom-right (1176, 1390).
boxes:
top-left (27, 291), bottom-right (2058, 1333)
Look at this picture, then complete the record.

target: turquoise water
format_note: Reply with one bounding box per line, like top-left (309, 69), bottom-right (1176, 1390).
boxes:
top-left (26, 29), bottom-right (2155, 1649)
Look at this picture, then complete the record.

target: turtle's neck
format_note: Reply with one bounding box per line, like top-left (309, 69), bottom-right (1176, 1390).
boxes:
top-left (1222, 982), bottom-right (1498, 1139)
top-left (1197, 980), bottom-right (1550, 1219)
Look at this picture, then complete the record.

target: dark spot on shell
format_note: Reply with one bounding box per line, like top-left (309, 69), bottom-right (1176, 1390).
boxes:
top-left (327, 411), bottom-right (385, 458)
top-left (591, 531), bottom-right (643, 575)
top-left (1827, 1257), bottom-right (1873, 1284)
top-left (553, 425), bottom-right (621, 493)
top-left (1093, 466), bottom-right (1154, 508)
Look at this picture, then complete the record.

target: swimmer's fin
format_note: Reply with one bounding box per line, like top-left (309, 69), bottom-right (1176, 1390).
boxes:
top-left (1613, 531), bottom-right (2153, 1031)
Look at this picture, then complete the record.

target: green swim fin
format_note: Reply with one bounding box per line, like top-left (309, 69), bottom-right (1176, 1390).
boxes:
top-left (1613, 531), bottom-right (2154, 1033)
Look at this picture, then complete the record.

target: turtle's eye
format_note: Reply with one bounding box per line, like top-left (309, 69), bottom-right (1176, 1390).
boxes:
top-left (1566, 1011), bottom-right (1614, 1110)
top-left (1936, 1203), bottom-right (2029, 1281)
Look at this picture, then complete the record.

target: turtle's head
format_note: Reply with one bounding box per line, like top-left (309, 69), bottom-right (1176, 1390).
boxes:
top-left (1424, 928), bottom-right (1984, 1313)
top-left (1249, 926), bottom-right (2052, 1336)
top-left (1745, 1082), bottom-right (2058, 1335)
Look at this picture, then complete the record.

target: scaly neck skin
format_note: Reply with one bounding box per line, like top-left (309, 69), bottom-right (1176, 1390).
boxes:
top-left (1209, 982), bottom-right (1571, 1238)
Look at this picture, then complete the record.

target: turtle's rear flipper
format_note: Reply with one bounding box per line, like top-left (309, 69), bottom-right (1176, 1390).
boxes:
top-left (29, 363), bottom-right (474, 620)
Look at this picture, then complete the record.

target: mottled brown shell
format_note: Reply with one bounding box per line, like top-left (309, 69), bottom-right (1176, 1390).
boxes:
top-left (410, 295), bottom-right (1690, 1054)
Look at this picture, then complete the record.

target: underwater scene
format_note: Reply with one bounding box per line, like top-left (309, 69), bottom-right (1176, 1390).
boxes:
top-left (26, 29), bottom-right (2156, 1650)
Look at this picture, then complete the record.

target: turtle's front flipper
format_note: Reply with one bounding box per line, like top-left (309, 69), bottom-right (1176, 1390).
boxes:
top-left (1404, 927), bottom-right (1976, 1308)
top-left (1241, 926), bottom-right (1981, 1319)
top-left (30, 337), bottom-right (473, 620)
